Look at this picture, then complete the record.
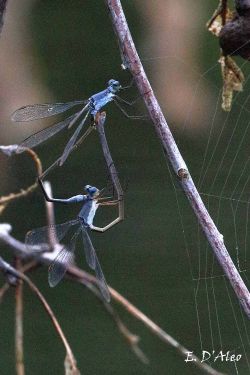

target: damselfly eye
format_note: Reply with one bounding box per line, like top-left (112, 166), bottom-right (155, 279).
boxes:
top-left (108, 79), bottom-right (115, 86)
top-left (112, 82), bottom-right (121, 91)
top-left (108, 79), bottom-right (120, 88)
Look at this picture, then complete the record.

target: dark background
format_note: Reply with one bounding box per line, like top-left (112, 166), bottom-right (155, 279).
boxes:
top-left (0, 1), bottom-right (249, 374)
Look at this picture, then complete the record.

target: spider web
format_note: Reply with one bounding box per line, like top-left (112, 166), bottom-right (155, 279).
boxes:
top-left (139, 51), bottom-right (250, 374)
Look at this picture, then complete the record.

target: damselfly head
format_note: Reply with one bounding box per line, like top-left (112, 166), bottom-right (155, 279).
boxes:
top-left (108, 79), bottom-right (121, 93)
top-left (85, 185), bottom-right (100, 197)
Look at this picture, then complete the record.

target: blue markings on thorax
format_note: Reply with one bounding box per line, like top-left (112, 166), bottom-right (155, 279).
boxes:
top-left (78, 197), bottom-right (99, 226)
top-left (89, 88), bottom-right (114, 115)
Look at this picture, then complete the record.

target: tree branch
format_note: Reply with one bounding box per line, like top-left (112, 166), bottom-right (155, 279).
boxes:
top-left (78, 279), bottom-right (149, 364)
top-left (74, 272), bottom-right (225, 375)
top-left (105, 0), bottom-right (250, 318)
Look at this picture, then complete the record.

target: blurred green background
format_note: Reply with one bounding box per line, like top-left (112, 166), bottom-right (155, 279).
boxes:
top-left (0, 1), bottom-right (249, 374)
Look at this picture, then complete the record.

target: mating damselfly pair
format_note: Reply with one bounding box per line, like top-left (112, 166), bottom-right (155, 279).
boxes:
top-left (12, 81), bottom-right (138, 301)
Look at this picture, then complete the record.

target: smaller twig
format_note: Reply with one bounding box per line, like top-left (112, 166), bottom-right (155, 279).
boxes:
top-left (15, 258), bottom-right (24, 375)
top-left (69, 267), bottom-right (225, 375)
top-left (0, 260), bottom-right (38, 304)
top-left (44, 181), bottom-right (57, 247)
top-left (109, 288), bottom-right (226, 375)
top-left (76, 278), bottom-right (149, 364)
top-left (23, 276), bottom-right (79, 374)
top-left (0, 282), bottom-right (9, 302)
top-left (0, 256), bottom-right (80, 374)
top-left (0, 145), bottom-right (43, 214)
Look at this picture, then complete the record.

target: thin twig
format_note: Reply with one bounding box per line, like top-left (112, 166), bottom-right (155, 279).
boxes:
top-left (43, 181), bottom-right (57, 247)
top-left (0, 281), bottom-right (9, 302)
top-left (0, 223), bottom-right (49, 258)
top-left (0, 260), bottom-right (38, 304)
top-left (23, 276), bottom-right (79, 374)
top-left (15, 258), bottom-right (24, 375)
top-left (69, 266), bottom-right (225, 375)
top-left (0, 225), bottom-right (225, 375)
top-left (0, 146), bottom-right (43, 214)
top-left (76, 277), bottom-right (149, 364)
top-left (0, 256), bottom-right (80, 374)
top-left (105, 0), bottom-right (250, 318)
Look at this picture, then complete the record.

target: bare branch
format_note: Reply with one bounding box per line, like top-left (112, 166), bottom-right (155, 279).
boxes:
top-left (70, 267), bottom-right (226, 375)
top-left (105, 0), bottom-right (250, 318)
top-left (0, 223), bottom-right (49, 258)
top-left (0, 261), bottom-right (39, 303)
top-left (0, 281), bottom-right (10, 302)
top-left (43, 181), bottom-right (57, 247)
top-left (77, 278), bottom-right (149, 364)
top-left (0, 146), bottom-right (43, 214)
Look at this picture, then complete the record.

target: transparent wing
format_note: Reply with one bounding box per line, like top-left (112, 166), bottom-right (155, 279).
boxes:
top-left (48, 227), bottom-right (81, 287)
top-left (59, 110), bottom-right (90, 166)
top-left (94, 255), bottom-right (111, 303)
top-left (11, 101), bottom-right (85, 122)
top-left (81, 224), bottom-right (96, 270)
top-left (48, 245), bottom-right (74, 287)
top-left (81, 224), bottom-right (110, 302)
top-left (25, 219), bottom-right (79, 246)
top-left (16, 113), bottom-right (77, 153)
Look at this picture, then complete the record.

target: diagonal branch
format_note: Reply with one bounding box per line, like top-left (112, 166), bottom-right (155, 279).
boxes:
top-left (77, 279), bottom-right (149, 364)
top-left (105, 0), bottom-right (250, 318)
top-left (68, 267), bottom-right (226, 375)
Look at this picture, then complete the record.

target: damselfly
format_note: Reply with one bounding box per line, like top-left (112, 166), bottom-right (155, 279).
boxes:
top-left (12, 79), bottom-right (142, 167)
top-left (26, 179), bottom-right (119, 302)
